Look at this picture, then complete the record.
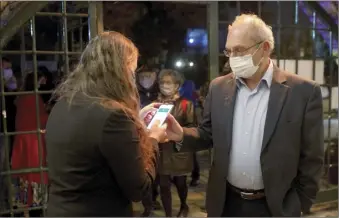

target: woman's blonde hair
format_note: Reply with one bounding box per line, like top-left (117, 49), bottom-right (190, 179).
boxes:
top-left (55, 31), bottom-right (154, 168)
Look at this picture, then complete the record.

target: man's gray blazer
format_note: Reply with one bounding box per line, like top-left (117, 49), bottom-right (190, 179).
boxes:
top-left (180, 65), bottom-right (324, 217)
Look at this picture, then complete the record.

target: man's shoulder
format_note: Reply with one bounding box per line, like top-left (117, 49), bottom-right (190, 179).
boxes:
top-left (208, 69), bottom-right (319, 93)
top-left (210, 73), bottom-right (234, 88)
top-left (281, 70), bottom-right (319, 93)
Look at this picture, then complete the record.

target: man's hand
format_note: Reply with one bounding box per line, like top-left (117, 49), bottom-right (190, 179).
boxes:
top-left (165, 114), bottom-right (184, 142)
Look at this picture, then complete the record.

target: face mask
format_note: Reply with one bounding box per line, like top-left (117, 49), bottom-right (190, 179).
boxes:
top-left (140, 78), bottom-right (155, 89)
top-left (3, 68), bottom-right (13, 80)
top-left (3, 68), bottom-right (17, 90)
top-left (160, 84), bottom-right (176, 96)
top-left (229, 46), bottom-right (263, 78)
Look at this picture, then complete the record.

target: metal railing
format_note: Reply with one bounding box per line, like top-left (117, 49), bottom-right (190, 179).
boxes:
top-left (0, 1), bottom-right (103, 216)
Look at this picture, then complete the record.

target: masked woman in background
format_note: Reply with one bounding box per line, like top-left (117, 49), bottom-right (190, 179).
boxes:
top-left (156, 69), bottom-right (195, 217)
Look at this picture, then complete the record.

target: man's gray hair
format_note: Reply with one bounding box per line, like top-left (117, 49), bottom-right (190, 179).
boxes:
top-left (158, 69), bottom-right (184, 86)
top-left (232, 14), bottom-right (275, 51)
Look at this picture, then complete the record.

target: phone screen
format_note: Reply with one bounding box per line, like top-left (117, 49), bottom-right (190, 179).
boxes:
top-left (147, 105), bottom-right (173, 129)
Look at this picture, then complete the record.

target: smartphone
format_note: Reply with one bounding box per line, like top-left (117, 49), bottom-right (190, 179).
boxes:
top-left (147, 104), bottom-right (174, 129)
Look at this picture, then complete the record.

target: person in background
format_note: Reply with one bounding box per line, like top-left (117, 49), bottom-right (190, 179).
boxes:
top-left (0, 57), bottom-right (12, 216)
top-left (11, 72), bottom-right (49, 217)
top-left (0, 57), bottom-right (17, 157)
top-left (1, 57), bottom-right (18, 92)
top-left (196, 80), bottom-right (211, 214)
top-left (221, 59), bottom-right (232, 76)
top-left (179, 79), bottom-right (200, 187)
top-left (0, 59), bottom-right (17, 216)
top-left (179, 80), bottom-right (198, 106)
top-left (137, 65), bottom-right (159, 108)
top-left (196, 81), bottom-right (210, 124)
top-left (37, 66), bottom-right (56, 113)
top-left (136, 65), bottom-right (162, 216)
top-left (45, 31), bottom-right (167, 217)
top-left (157, 69), bottom-right (195, 217)
top-left (38, 66), bottom-right (54, 102)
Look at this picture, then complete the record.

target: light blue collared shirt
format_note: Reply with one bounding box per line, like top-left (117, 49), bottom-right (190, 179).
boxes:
top-left (228, 60), bottom-right (273, 190)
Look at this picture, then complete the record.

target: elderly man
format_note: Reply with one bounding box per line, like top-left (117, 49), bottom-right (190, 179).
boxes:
top-left (162, 14), bottom-right (324, 217)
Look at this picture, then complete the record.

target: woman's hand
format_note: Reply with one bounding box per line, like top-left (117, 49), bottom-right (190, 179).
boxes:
top-left (141, 103), bottom-right (183, 142)
top-left (139, 103), bottom-right (161, 120)
top-left (165, 114), bottom-right (184, 142)
top-left (149, 120), bottom-right (168, 143)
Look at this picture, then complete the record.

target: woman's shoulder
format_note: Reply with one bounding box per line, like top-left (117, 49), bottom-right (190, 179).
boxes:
top-left (50, 98), bottom-right (113, 123)
top-left (77, 101), bottom-right (134, 127)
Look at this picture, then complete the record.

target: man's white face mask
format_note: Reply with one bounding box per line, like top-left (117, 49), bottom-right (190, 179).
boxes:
top-left (229, 44), bottom-right (264, 78)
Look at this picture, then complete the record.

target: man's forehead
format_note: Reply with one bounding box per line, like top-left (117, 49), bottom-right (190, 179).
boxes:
top-left (225, 25), bottom-right (254, 49)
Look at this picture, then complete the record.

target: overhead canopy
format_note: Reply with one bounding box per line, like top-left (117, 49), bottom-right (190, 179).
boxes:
top-left (0, 1), bottom-right (26, 28)
top-left (0, 1), bottom-right (48, 49)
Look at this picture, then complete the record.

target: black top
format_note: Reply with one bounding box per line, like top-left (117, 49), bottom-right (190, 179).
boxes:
top-left (45, 95), bottom-right (159, 217)
top-left (138, 83), bottom-right (159, 108)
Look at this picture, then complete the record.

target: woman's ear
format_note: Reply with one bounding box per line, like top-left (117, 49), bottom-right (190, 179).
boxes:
top-left (263, 41), bottom-right (271, 52)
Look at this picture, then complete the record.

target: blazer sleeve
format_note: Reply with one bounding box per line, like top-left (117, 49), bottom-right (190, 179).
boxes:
top-left (99, 111), bottom-right (159, 202)
top-left (177, 81), bottom-right (214, 152)
top-left (297, 84), bottom-right (324, 213)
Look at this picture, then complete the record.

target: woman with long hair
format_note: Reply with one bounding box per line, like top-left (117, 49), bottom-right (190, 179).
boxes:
top-left (45, 31), bottom-right (167, 217)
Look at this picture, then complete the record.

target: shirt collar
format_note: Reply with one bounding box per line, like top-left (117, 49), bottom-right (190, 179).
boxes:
top-left (236, 59), bottom-right (274, 88)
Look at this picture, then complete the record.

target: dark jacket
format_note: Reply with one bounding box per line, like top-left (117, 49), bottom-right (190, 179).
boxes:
top-left (46, 95), bottom-right (159, 217)
top-left (138, 83), bottom-right (159, 108)
top-left (158, 97), bottom-right (196, 176)
top-left (179, 65), bottom-right (324, 217)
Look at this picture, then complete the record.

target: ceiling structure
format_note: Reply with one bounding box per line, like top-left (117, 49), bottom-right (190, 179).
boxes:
top-left (0, 1), bottom-right (26, 28)
top-left (0, 1), bottom-right (48, 49)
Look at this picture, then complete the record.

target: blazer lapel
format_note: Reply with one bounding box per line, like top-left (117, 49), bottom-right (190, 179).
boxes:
top-left (261, 66), bottom-right (289, 153)
top-left (222, 75), bottom-right (238, 152)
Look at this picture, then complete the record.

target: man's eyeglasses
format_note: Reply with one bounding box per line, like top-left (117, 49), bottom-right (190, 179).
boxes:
top-left (224, 41), bottom-right (263, 57)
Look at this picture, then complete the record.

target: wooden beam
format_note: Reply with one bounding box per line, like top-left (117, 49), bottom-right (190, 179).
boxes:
top-left (0, 1), bottom-right (49, 49)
